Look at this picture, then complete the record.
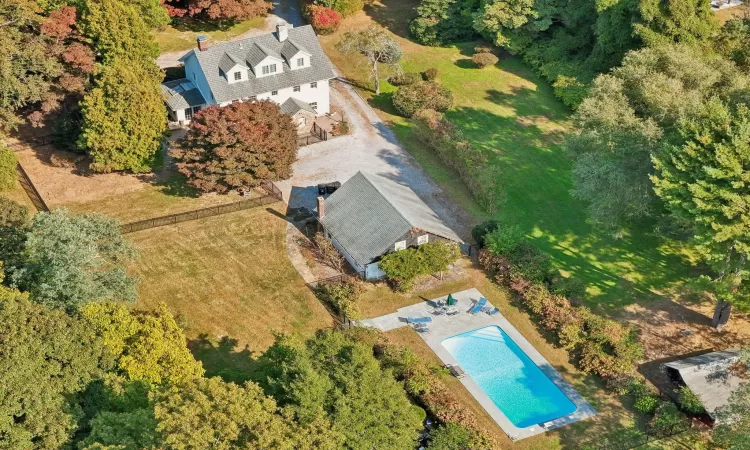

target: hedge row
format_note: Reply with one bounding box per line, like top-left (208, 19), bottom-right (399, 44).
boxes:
top-left (379, 241), bottom-right (461, 291)
top-left (476, 226), bottom-right (643, 378)
top-left (412, 109), bottom-right (502, 214)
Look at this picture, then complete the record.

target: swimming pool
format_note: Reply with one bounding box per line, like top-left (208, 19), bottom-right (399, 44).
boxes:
top-left (442, 325), bottom-right (577, 428)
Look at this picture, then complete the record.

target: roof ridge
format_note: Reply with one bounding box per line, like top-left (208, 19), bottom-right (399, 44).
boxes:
top-left (359, 172), bottom-right (414, 229)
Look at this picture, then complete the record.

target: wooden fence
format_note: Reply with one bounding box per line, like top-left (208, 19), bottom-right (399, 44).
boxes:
top-left (121, 181), bottom-right (283, 234)
top-left (312, 122), bottom-right (329, 141)
top-left (16, 163), bottom-right (49, 212)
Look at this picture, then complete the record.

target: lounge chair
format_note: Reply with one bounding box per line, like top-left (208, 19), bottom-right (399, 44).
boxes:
top-left (414, 323), bottom-right (430, 333)
top-left (487, 307), bottom-right (500, 316)
top-left (469, 298), bottom-right (487, 315)
top-left (448, 364), bottom-right (466, 379)
top-left (407, 316), bottom-right (433, 324)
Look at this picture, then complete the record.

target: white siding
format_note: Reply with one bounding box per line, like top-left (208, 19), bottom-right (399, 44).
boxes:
top-left (256, 79), bottom-right (330, 115)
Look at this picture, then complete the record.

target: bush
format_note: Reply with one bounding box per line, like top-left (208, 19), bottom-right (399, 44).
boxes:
top-left (392, 81), bottom-right (453, 117)
top-left (379, 241), bottom-right (460, 291)
top-left (649, 402), bottom-right (687, 436)
top-left (315, 0), bottom-right (363, 17)
top-left (313, 232), bottom-right (344, 271)
top-left (471, 220), bottom-right (499, 248)
top-left (549, 276), bottom-right (587, 301)
top-left (0, 197), bottom-right (28, 228)
top-left (306, 5), bottom-right (341, 35)
top-left (0, 145), bottom-right (17, 192)
top-left (422, 67), bottom-right (438, 81)
top-left (634, 393), bottom-right (660, 415)
top-left (472, 52), bottom-right (499, 68)
top-left (314, 278), bottom-right (361, 320)
top-left (429, 422), bottom-right (490, 450)
top-left (677, 386), bottom-right (705, 415)
top-left (473, 44), bottom-right (494, 54)
top-left (387, 72), bottom-right (420, 86)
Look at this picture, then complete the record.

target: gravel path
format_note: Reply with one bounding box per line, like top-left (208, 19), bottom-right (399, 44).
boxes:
top-left (275, 79), bottom-right (474, 239)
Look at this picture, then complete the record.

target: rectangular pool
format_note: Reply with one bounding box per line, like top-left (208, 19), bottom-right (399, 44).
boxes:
top-left (442, 325), bottom-right (577, 428)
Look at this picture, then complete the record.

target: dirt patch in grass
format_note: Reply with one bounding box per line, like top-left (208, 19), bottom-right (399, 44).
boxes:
top-left (128, 204), bottom-right (334, 354)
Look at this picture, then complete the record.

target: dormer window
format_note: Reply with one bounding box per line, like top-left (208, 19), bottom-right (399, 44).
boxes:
top-left (234, 71), bottom-right (241, 81)
top-left (297, 57), bottom-right (304, 67)
top-left (262, 64), bottom-right (277, 75)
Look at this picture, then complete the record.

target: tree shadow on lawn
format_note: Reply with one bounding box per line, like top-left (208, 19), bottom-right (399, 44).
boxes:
top-left (363, 0), bottom-right (420, 39)
top-left (189, 334), bottom-right (260, 384)
top-left (426, 105), bottom-right (697, 313)
top-left (485, 85), bottom-right (569, 123)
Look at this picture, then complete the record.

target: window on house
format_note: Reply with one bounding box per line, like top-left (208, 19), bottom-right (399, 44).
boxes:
top-left (394, 240), bottom-right (406, 251)
top-left (297, 57), bottom-right (304, 67)
top-left (417, 235), bottom-right (429, 245)
top-left (193, 106), bottom-right (202, 114)
top-left (293, 85), bottom-right (300, 92)
top-left (234, 71), bottom-right (241, 80)
top-left (271, 90), bottom-right (278, 96)
top-left (309, 102), bottom-right (317, 110)
top-left (310, 82), bottom-right (317, 88)
top-left (262, 64), bottom-right (277, 75)
top-left (185, 108), bottom-right (193, 121)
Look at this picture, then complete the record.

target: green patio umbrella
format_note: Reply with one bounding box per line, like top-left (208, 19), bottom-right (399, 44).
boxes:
top-left (446, 294), bottom-right (456, 306)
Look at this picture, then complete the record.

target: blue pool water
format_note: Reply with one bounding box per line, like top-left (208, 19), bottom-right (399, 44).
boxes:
top-left (442, 326), bottom-right (576, 428)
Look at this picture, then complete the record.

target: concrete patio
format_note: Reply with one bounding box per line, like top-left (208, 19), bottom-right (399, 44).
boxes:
top-left (360, 288), bottom-right (597, 441)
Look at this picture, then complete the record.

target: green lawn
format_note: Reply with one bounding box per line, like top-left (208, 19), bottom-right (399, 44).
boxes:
top-left (154, 16), bottom-right (266, 53)
top-left (320, 1), bottom-right (702, 314)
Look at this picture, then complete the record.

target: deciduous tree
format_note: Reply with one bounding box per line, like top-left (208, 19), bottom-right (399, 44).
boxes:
top-left (171, 100), bottom-right (298, 193)
top-left (80, 0), bottom-right (161, 62)
top-left (336, 26), bottom-right (402, 94)
top-left (186, 0), bottom-right (271, 26)
top-left (78, 57), bottom-right (166, 173)
top-left (0, 286), bottom-right (106, 449)
top-left (10, 209), bottom-right (139, 309)
top-left (81, 302), bottom-right (205, 384)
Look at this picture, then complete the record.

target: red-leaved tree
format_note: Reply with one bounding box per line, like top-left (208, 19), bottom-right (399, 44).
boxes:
top-left (170, 100), bottom-right (298, 193)
top-left (181, 0), bottom-right (271, 24)
top-left (306, 5), bottom-right (341, 35)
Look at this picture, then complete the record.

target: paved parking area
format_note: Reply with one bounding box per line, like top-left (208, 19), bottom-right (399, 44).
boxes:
top-left (274, 79), bottom-right (474, 239)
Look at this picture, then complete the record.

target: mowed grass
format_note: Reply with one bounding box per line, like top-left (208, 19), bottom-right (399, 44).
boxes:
top-left (154, 16), bottom-right (266, 53)
top-left (371, 265), bottom-right (640, 450)
top-left (127, 204), bottom-right (334, 355)
top-left (319, 1), bottom-right (701, 314)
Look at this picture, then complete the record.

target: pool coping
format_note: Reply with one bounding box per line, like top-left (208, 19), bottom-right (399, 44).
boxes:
top-left (360, 287), bottom-right (597, 441)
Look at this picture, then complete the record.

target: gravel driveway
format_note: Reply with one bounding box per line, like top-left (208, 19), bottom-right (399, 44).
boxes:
top-left (275, 79), bottom-right (474, 239)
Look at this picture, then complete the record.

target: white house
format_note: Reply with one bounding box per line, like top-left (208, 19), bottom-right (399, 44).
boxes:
top-left (161, 22), bottom-right (336, 126)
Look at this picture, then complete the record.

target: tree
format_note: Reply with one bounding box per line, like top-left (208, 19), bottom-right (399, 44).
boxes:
top-left (313, 232), bottom-right (344, 271)
top-left (0, 285), bottom-right (106, 450)
top-left (717, 17), bottom-right (750, 70)
top-left (78, 57), bottom-right (166, 173)
top-left (81, 302), bottom-right (205, 384)
top-left (652, 99), bottom-right (750, 324)
top-left (336, 26), bottom-right (402, 94)
top-left (153, 377), bottom-right (297, 450)
top-left (10, 209), bottom-right (139, 310)
top-left (314, 0), bottom-right (363, 17)
top-left (472, 0), bottom-right (535, 47)
top-left (409, 0), bottom-right (478, 46)
top-left (171, 101), bottom-right (297, 193)
top-left (186, 0), bottom-right (271, 26)
top-left (635, 0), bottom-right (719, 47)
top-left (0, 144), bottom-right (17, 192)
top-left (566, 44), bottom-right (749, 230)
top-left (81, 0), bottom-right (162, 62)
top-left (257, 330), bottom-right (424, 449)
top-left (428, 422), bottom-right (487, 450)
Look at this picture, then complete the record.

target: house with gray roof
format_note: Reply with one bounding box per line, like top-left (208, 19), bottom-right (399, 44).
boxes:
top-left (318, 171), bottom-right (463, 279)
top-left (161, 22), bottom-right (336, 126)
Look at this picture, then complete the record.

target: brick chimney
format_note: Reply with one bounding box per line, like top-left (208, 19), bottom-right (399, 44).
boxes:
top-left (317, 196), bottom-right (325, 218)
top-left (277, 21), bottom-right (290, 42)
top-left (197, 35), bottom-right (208, 51)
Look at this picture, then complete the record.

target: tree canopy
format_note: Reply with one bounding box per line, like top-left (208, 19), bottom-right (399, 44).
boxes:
top-left (171, 100), bottom-right (298, 193)
top-left (9, 209), bottom-right (138, 309)
top-left (336, 26), bottom-right (402, 94)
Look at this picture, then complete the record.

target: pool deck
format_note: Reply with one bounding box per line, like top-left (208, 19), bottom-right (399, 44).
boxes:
top-left (359, 287), bottom-right (597, 441)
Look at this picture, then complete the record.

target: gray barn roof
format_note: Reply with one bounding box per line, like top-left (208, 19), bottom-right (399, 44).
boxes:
top-left (280, 97), bottom-right (316, 116)
top-left (161, 79), bottom-right (207, 110)
top-left (319, 171), bottom-right (462, 268)
top-left (179, 25), bottom-right (335, 104)
top-left (664, 349), bottom-right (744, 420)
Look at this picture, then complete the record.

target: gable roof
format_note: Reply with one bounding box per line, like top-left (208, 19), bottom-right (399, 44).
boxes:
top-left (319, 171), bottom-right (462, 267)
top-left (180, 25), bottom-right (335, 104)
top-left (280, 97), bottom-right (316, 116)
top-left (664, 349), bottom-right (745, 421)
top-left (161, 79), bottom-right (207, 110)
